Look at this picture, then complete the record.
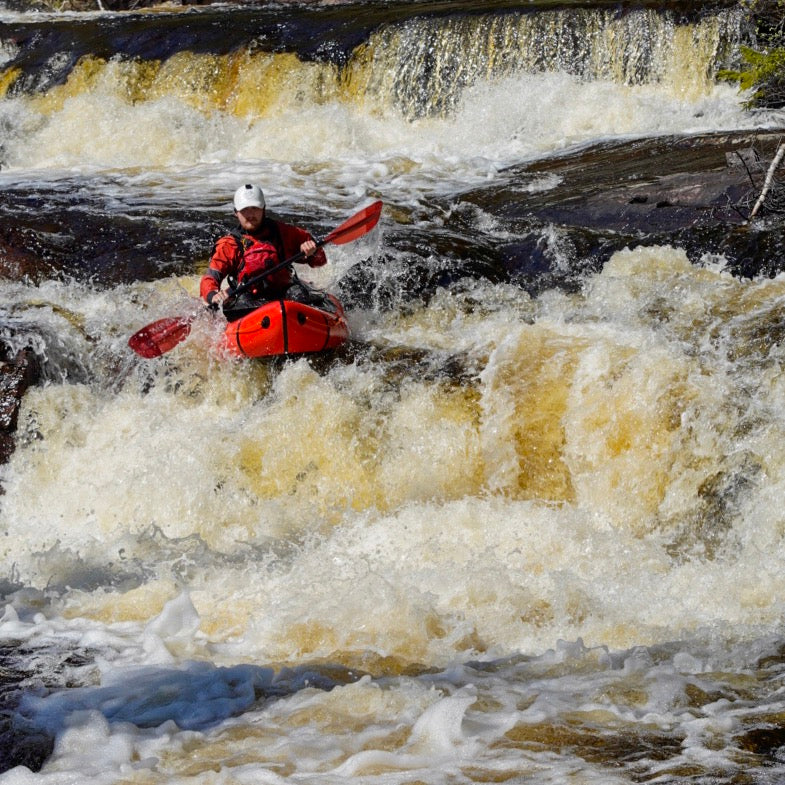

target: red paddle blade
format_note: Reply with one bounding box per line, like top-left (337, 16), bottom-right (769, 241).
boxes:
top-left (128, 316), bottom-right (193, 358)
top-left (324, 200), bottom-right (383, 246)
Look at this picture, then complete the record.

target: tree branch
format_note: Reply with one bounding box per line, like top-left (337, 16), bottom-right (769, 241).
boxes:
top-left (748, 141), bottom-right (785, 220)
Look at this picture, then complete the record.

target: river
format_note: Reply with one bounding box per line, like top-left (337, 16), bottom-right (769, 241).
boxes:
top-left (1, 0), bottom-right (785, 782)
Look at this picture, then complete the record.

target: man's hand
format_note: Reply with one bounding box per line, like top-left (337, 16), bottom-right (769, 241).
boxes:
top-left (207, 290), bottom-right (229, 309)
top-left (300, 239), bottom-right (317, 258)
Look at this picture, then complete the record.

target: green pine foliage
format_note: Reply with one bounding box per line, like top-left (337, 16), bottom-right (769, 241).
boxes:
top-left (720, 1), bottom-right (785, 109)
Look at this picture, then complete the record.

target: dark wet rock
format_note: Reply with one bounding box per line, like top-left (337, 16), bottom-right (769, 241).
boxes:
top-left (0, 231), bottom-right (56, 285)
top-left (0, 348), bottom-right (39, 465)
top-left (453, 130), bottom-right (785, 294)
top-left (0, 641), bottom-right (99, 775)
top-left (0, 187), bottom-right (219, 286)
top-left (0, 713), bottom-right (53, 776)
top-left (342, 131), bottom-right (785, 307)
top-left (500, 131), bottom-right (772, 232)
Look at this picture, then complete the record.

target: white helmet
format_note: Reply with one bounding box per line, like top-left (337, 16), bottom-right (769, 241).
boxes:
top-left (233, 183), bottom-right (266, 211)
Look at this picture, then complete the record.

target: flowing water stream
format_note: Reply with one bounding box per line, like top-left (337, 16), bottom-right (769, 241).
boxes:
top-left (2, 0), bottom-right (785, 782)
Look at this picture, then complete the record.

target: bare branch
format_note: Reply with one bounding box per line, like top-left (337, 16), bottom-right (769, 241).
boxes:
top-left (748, 142), bottom-right (785, 220)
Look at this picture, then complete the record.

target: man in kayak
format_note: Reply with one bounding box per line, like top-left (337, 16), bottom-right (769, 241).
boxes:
top-left (200, 184), bottom-right (327, 315)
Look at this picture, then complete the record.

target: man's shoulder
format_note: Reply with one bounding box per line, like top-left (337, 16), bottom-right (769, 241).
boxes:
top-left (211, 232), bottom-right (244, 260)
top-left (215, 231), bottom-right (244, 247)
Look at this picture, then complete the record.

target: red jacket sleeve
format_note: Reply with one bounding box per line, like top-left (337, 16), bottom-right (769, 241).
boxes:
top-left (277, 222), bottom-right (327, 268)
top-left (200, 236), bottom-right (240, 302)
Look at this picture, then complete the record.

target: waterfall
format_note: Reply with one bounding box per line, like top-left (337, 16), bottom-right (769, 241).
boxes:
top-left (345, 6), bottom-right (745, 116)
top-left (0, 4), bottom-right (746, 121)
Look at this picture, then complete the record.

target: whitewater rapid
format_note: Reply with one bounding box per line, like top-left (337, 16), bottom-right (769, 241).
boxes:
top-left (2, 2), bottom-right (785, 782)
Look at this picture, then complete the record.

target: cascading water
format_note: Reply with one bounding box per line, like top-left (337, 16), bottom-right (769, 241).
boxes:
top-left (1, 1), bottom-right (785, 783)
